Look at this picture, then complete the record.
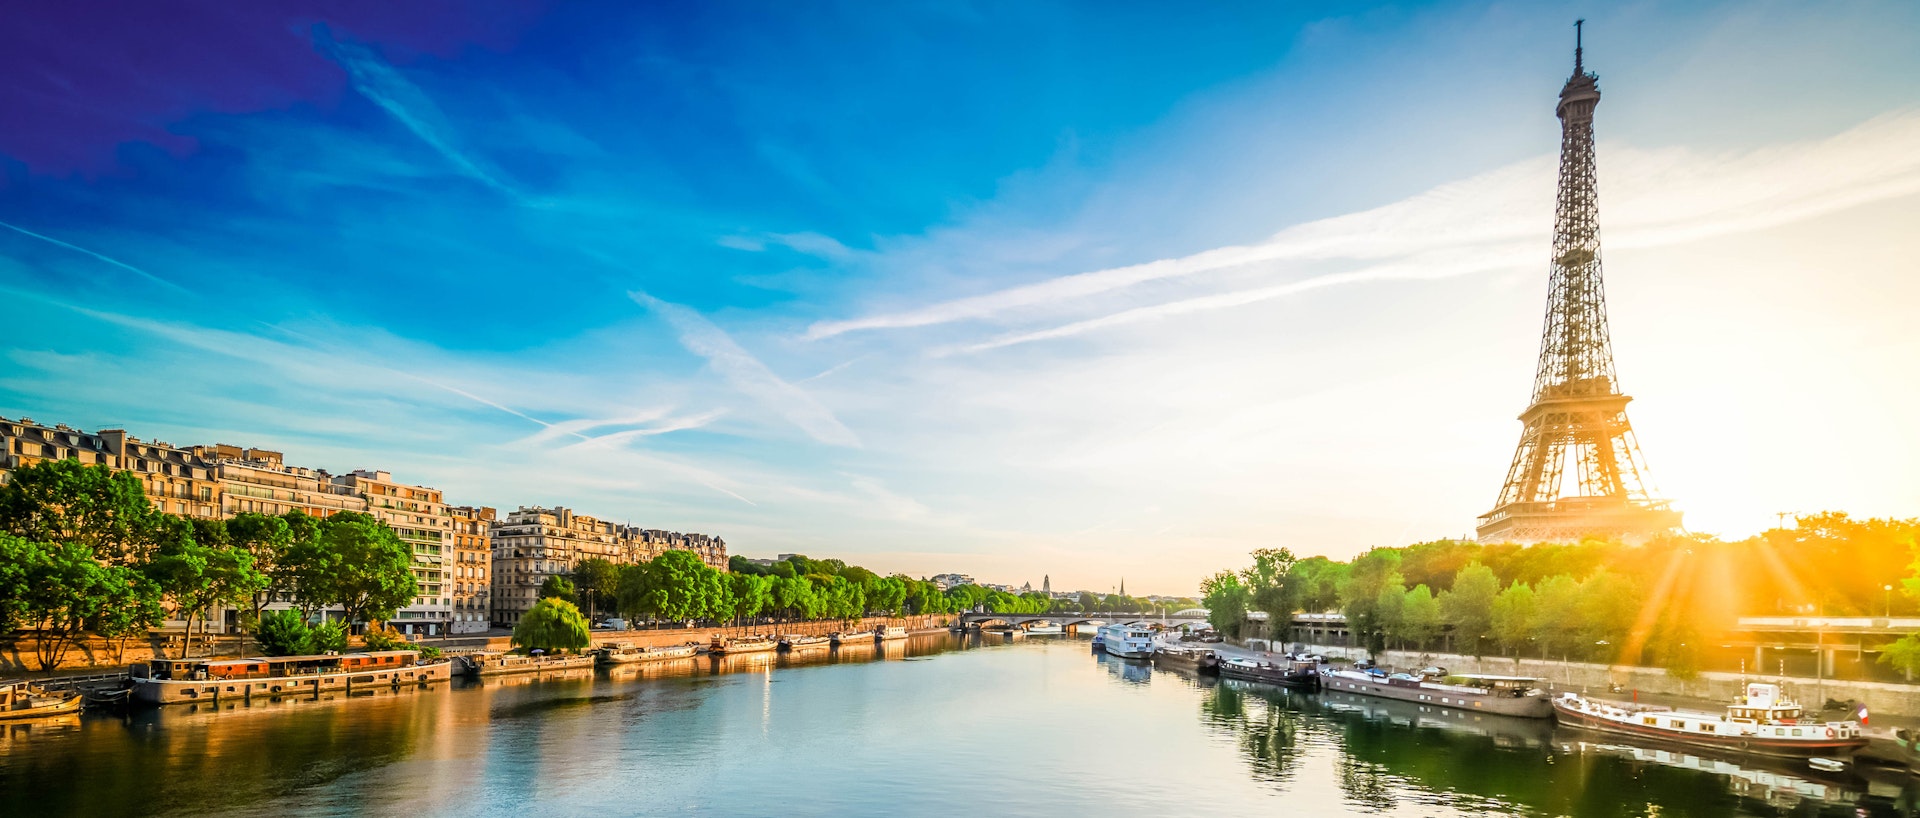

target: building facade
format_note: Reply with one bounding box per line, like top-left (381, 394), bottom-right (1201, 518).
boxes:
top-left (333, 470), bottom-right (452, 637)
top-left (447, 505), bottom-right (495, 634)
top-left (0, 417), bottom-right (224, 519)
top-left (490, 507), bottom-right (731, 627)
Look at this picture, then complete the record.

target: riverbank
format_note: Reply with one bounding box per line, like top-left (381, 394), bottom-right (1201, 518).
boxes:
top-left (5, 614), bottom-right (953, 677)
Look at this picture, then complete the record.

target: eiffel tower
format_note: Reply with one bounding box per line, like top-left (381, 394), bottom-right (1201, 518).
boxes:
top-left (1477, 22), bottom-right (1682, 544)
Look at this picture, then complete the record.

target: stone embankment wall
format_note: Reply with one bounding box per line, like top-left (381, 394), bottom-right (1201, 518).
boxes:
top-left (1292, 642), bottom-right (1920, 717)
top-left (3, 615), bottom-right (954, 675)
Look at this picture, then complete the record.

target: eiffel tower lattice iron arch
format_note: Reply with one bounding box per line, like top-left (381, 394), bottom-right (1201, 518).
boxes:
top-left (1476, 22), bottom-right (1682, 544)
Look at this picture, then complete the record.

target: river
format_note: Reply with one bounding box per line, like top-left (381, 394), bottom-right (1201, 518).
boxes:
top-left (1, 634), bottom-right (1914, 817)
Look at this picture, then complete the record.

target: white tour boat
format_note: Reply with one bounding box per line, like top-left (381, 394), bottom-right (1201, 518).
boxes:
top-left (1551, 682), bottom-right (1869, 758)
top-left (1096, 623), bottom-right (1155, 659)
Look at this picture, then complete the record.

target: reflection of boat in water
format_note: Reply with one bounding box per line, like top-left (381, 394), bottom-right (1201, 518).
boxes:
top-left (1563, 740), bottom-right (1867, 808)
top-left (1322, 669), bottom-right (1551, 718)
top-left (0, 679), bottom-right (82, 719)
top-left (1552, 682), bottom-right (1868, 758)
top-left (593, 643), bottom-right (699, 665)
top-left (1316, 688), bottom-right (1555, 748)
top-left (1097, 651), bottom-right (1152, 684)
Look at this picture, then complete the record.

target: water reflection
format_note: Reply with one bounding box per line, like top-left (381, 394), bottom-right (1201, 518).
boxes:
top-left (5, 637), bottom-right (1919, 818)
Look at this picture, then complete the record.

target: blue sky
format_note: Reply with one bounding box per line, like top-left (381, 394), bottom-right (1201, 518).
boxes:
top-left (3, 1), bottom-right (1918, 593)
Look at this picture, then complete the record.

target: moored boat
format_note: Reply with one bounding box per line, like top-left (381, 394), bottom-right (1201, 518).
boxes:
top-left (710, 634), bottom-right (779, 655)
top-left (461, 651), bottom-right (597, 677)
top-left (1096, 623), bottom-right (1155, 659)
top-left (0, 680), bottom-right (82, 719)
top-left (1321, 668), bottom-right (1552, 718)
top-left (1551, 682), bottom-right (1869, 758)
top-left (1218, 655), bottom-right (1318, 689)
top-left (593, 642), bottom-right (699, 665)
top-left (875, 626), bottom-right (909, 641)
top-left (1024, 623), bottom-right (1064, 635)
top-left (132, 650), bottom-right (453, 705)
top-left (1150, 646), bottom-right (1221, 676)
top-left (830, 630), bottom-right (872, 645)
top-left (778, 634), bottom-right (832, 652)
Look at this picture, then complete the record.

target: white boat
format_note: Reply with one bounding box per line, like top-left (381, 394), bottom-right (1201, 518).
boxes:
top-left (1096, 623), bottom-right (1154, 659)
top-left (1552, 682), bottom-right (1869, 757)
top-left (778, 634), bottom-right (832, 651)
top-left (875, 626), bottom-right (909, 641)
top-left (1322, 669), bottom-right (1551, 718)
top-left (1024, 623), bottom-right (1064, 635)
top-left (593, 642), bottom-right (699, 665)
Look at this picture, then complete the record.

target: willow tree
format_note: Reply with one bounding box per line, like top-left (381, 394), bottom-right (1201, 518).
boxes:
top-left (513, 598), bottom-right (590, 654)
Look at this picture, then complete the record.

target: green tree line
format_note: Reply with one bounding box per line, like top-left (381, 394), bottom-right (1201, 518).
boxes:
top-left (0, 460), bottom-right (420, 671)
top-left (1201, 513), bottom-right (1920, 678)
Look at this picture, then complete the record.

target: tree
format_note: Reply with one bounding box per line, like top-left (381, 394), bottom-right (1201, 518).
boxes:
top-left (0, 533), bottom-right (38, 634)
top-left (572, 558), bottom-right (620, 618)
top-left (540, 574), bottom-right (576, 601)
top-left (255, 609), bottom-right (314, 657)
top-left (1339, 549), bottom-right (1404, 653)
top-left (225, 512), bottom-right (295, 647)
top-left (1531, 575), bottom-right (1583, 661)
top-left (1440, 562), bottom-right (1498, 656)
top-left (0, 459), bottom-right (160, 564)
top-left (20, 542), bottom-right (112, 672)
top-left (290, 512), bottom-right (417, 628)
top-left (1201, 571), bottom-right (1250, 637)
top-left (89, 565), bottom-right (164, 664)
top-left (1242, 548), bottom-right (1298, 636)
top-left (729, 573), bottom-right (772, 627)
top-left (1399, 585), bottom-right (1441, 650)
top-left (513, 598), bottom-right (590, 653)
top-left (146, 526), bottom-right (268, 659)
top-left (1491, 581), bottom-right (1536, 658)
top-left (618, 550), bottom-right (725, 624)
top-left (1576, 570), bottom-right (1641, 661)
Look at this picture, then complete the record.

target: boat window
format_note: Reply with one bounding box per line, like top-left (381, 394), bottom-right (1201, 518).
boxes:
top-left (1643, 717), bottom-right (1658, 726)
top-left (1792, 729), bottom-right (1802, 737)
top-left (1669, 720), bottom-right (1684, 729)
top-left (1701, 724), bottom-right (1714, 733)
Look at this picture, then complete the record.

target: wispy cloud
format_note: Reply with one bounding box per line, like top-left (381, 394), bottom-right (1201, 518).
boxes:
top-left (631, 291), bottom-right (861, 448)
top-left (0, 219), bottom-right (188, 293)
top-left (812, 110), bottom-right (1920, 350)
top-left (312, 24), bottom-right (519, 199)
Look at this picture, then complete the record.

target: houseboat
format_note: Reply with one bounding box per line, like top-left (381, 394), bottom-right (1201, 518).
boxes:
top-left (709, 634), bottom-right (779, 655)
top-left (778, 634), bottom-right (832, 652)
top-left (1219, 655), bottom-right (1318, 689)
top-left (459, 651), bottom-right (597, 677)
top-left (875, 626), bottom-right (910, 641)
top-left (1150, 646), bottom-right (1221, 676)
top-left (830, 630), bottom-right (872, 645)
top-left (132, 650), bottom-right (451, 705)
top-left (1552, 682), bottom-right (1870, 758)
top-left (0, 680), bottom-right (82, 719)
top-left (1096, 623), bottom-right (1155, 659)
top-left (1320, 668), bottom-right (1552, 719)
top-left (593, 643), bottom-right (699, 666)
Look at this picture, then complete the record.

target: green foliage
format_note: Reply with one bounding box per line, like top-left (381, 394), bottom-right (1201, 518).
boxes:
top-left (1439, 562), bottom-right (1498, 657)
top-left (617, 550), bottom-right (727, 624)
top-left (1241, 548), bottom-right (1297, 634)
top-left (0, 459), bottom-right (161, 564)
top-left (729, 572), bottom-right (772, 623)
top-left (1398, 585), bottom-right (1441, 649)
top-left (513, 598), bottom-right (591, 653)
top-left (310, 618), bottom-right (349, 653)
top-left (145, 526), bottom-right (269, 658)
top-left (1879, 634), bottom-right (1920, 677)
top-left (571, 557), bottom-right (620, 618)
top-left (1201, 571), bottom-right (1250, 636)
top-left (284, 512), bottom-right (418, 626)
top-left (539, 574), bottom-right (576, 601)
top-left (256, 610), bottom-right (315, 656)
top-left (1491, 581), bottom-right (1537, 657)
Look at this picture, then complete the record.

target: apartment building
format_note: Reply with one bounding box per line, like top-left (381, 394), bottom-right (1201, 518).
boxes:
top-left (189, 444), bottom-right (367, 520)
top-left (0, 416), bottom-right (223, 519)
top-left (447, 505), bottom-right (494, 634)
top-left (626, 528), bottom-right (727, 570)
top-left (490, 506), bottom-right (627, 626)
top-left (333, 469), bottom-right (452, 637)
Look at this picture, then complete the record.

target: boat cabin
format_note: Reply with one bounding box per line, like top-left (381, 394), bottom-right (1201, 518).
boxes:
top-left (1728, 683), bottom-right (1803, 723)
top-left (1450, 674), bottom-right (1541, 697)
top-left (144, 651), bottom-right (420, 681)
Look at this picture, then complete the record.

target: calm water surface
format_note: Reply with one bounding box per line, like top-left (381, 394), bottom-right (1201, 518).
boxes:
top-left (1, 634), bottom-right (1914, 817)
